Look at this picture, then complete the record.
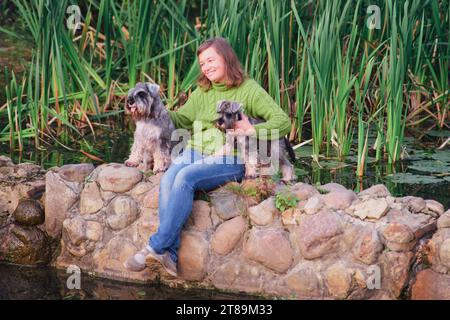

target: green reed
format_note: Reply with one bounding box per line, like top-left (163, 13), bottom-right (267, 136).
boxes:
top-left (0, 0), bottom-right (448, 177)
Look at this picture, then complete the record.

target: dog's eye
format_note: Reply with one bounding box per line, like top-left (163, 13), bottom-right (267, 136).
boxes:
top-left (137, 92), bottom-right (147, 99)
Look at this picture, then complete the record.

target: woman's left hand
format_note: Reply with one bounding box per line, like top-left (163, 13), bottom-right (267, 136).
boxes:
top-left (229, 113), bottom-right (256, 136)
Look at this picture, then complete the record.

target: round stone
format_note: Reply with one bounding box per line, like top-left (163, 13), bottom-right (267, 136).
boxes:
top-left (13, 200), bottom-right (44, 226)
top-left (98, 164), bottom-right (143, 193)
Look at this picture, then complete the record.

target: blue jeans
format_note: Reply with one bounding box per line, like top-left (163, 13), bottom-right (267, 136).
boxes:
top-left (149, 148), bottom-right (245, 263)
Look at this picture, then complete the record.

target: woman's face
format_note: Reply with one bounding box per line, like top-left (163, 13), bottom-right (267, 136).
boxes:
top-left (198, 47), bottom-right (227, 83)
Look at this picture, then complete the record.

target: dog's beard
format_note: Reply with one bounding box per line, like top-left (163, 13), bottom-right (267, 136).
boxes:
top-left (216, 118), bottom-right (235, 132)
top-left (128, 97), bottom-right (154, 121)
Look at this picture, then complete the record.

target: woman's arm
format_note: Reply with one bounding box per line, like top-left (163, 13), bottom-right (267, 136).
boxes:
top-left (168, 88), bottom-right (201, 130)
top-left (245, 81), bottom-right (291, 140)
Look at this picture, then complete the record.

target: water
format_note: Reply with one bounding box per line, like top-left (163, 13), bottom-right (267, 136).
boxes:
top-left (0, 264), bottom-right (261, 300)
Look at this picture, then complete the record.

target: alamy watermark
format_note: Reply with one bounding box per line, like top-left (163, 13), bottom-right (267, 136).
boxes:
top-left (366, 265), bottom-right (381, 290)
top-left (66, 264), bottom-right (81, 290)
top-left (66, 5), bottom-right (81, 32)
top-left (168, 124), bottom-right (281, 176)
top-left (367, 5), bottom-right (381, 30)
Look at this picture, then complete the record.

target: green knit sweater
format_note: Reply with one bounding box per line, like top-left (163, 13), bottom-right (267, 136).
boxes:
top-left (168, 78), bottom-right (291, 155)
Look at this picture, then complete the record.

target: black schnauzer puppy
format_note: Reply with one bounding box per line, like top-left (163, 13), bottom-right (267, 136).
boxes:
top-left (215, 100), bottom-right (296, 182)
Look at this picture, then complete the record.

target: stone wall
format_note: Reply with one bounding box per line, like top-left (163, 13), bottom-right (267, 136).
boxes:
top-left (1, 156), bottom-right (449, 299)
top-left (0, 156), bottom-right (49, 265)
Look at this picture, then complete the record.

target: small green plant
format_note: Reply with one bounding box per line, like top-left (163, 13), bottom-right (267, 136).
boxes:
top-left (144, 170), bottom-right (155, 177)
top-left (195, 190), bottom-right (210, 202)
top-left (225, 183), bottom-right (257, 197)
top-left (275, 190), bottom-right (299, 212)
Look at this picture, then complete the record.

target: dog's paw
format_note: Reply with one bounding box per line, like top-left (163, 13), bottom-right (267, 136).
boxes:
top-left (152, 166), bottom-right (168, 174)
top-left (245, 173), bottom-right (258, 179)
top-left (125, 160), bottom-right (138, 167)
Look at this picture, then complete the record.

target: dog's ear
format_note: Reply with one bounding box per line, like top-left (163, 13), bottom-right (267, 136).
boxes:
top-left (146, 83), bottom-right (160, 98)
top-left (216, 100), bottom-right (228, 113)
top-left (230, 102), bottom-right (243, 113)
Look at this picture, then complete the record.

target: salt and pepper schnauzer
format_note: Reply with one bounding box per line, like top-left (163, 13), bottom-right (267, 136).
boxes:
top-left (215, 100), bottom-right (296, 182)
top-left (125, 82), bottom-right (175, 173)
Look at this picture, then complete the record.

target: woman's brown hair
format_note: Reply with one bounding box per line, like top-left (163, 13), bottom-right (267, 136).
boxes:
top-left (196, 37), bottom-right (246, 90)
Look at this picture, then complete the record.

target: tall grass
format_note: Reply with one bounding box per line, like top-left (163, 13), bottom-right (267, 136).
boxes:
top-left (1, 0), bottom-right (448, 176)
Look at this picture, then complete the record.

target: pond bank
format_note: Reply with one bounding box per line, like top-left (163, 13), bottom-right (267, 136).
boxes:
top-left (1, 156), bottom-right (449, 299)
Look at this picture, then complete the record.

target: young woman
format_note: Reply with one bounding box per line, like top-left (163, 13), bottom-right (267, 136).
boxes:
top-left (124, 37), bottom-right (291, 277)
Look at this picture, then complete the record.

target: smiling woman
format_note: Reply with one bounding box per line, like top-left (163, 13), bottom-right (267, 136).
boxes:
top-left (197, 37), bottom-right (246, 90)
top-left (124, 36), bottom-right (292, 277)
top-left (199, 47), bottom-right (227, 84)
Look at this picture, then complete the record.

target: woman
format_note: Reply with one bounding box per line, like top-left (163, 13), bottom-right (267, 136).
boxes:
top-left (124, 37), bottom-right (291, 277)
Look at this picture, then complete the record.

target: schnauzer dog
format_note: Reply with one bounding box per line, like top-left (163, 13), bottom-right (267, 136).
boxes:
top-left (125, 82), bottom-right (175, 173)
top-left (215, 100), bottom-right (296, 182)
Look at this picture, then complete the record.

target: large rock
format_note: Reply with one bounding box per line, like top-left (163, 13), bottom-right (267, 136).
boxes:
top-left (211, 216), bottom-right (247, 255)
top-left (382, 223), bottom-right (415, 244)
top-left (93, 237), bottom-right (147, 277)
top-left (211, 260), bottom-right (265, 293)
top-left (352, 229), bottom-right (383, 265)
top-left (303, 195), bottom-right (324, 215)
top-left (322, 190), bottom-right (356, 210)
top-left (187, 200), bottom-right (212, 231)
top-left (97, 164), bottom-right (142, 193)
top-left (209, 189), bottom-right (246, 220)
top-left (0, 155), bottom-right (14, 167)
top-left (13, 199), bottom-right (44, 226)
top-left (248, 197), bottom-right (277, 226)
top-left (0, 186), bottom-right (18, 217)
top-left (59, 163), bottom-right (95, 183)
top-left (402, 196), bottom-right (426, 214)
top-left (0, 224), bottom-right (50, 265)
top-left (411, 269), bottom-right (450, 300)
top-left (285, 266), bottom-right (322, 298)
top-left (106, 196), bottom-right (139, 230)
top-left (437, 210), bottom-right (450, 229)
top-left (381, 223), bottom-right (415, 252)
top-left (320, 183), bottom-right (347, 193)
top-left (243, 228), bottom-right (293, 273)
top-left (350, 198), bottom-right (389, 220)
top-left (358, 184), bottom-right (391, 198)
top-left (381, 251), bottom-right (414, 298)
top-left (424, 228), bottom-right (450, 274)
top-left (325, 263), bottom-right (352, 299)
top-left (129, 182), bottom-right (154, 206)
top-left (178, 231), bottom-right (209, 281)
top-left (45, 171), bottom-right (79, 238)
top-left (425, 200), bottom-right (445, 217)
top-left (296, 212), bottom-right (343, 259)
top-left (62, 217), bottom-right (103, 257)
top-left (10, 163), bottom-right (42, 179)
top-left (80, 182), bottom-right (103, 215)
top-left (291, 183), bottom-right (319, 200)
